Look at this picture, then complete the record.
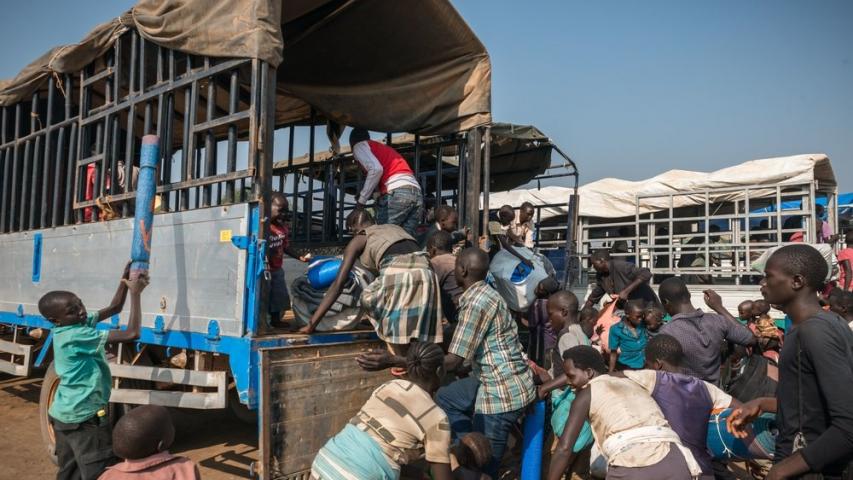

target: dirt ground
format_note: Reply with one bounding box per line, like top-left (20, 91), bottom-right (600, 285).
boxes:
top-left (0, 372), bottom-right (258, 480)
top-left (1, 371), bottom-right (757, 480)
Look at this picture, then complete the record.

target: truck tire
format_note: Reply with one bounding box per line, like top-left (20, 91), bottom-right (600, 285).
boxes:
top-left (228, 382), bottom-right (257, 425)
top-left (38, 362), bottom-right (60, 465)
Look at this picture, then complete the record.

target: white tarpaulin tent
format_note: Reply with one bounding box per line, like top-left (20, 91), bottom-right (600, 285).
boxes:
top-left (488, 153), bottom-right (835, 220)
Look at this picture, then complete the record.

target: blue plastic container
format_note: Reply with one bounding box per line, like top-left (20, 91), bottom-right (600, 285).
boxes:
top-left (308, 257), bottom-right (344, 289)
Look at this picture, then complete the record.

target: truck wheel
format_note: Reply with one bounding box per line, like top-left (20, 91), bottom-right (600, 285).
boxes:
top-left (228, 382), bottom-right (257, 425)
top-left (38, 362), bottom-right (60, 465)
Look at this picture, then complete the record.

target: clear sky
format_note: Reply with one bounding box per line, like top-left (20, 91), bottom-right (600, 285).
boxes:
top-left (2, 1), bottom-right (850, 190)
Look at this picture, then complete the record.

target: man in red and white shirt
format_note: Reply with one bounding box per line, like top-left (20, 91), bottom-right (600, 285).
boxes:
top-left (349, 128), bottom-right (423, 235)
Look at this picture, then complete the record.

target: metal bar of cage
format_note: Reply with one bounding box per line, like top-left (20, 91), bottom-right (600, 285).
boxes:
top-left (305, 110), bottom-right (316, 243)
top-left (576, 181), bottom-right (832, 281)
top-left (0, 109), bottom-right (8, 232)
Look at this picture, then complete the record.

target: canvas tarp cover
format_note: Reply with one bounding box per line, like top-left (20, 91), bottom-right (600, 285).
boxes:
top-left (0, 0), bottom-right (491, 134)
top-left (444, 123), bottom-right (554, 190)
top-left (489, 153), bottom-right (836, 220)
top-left (0, 16), bottom-right (130, 106)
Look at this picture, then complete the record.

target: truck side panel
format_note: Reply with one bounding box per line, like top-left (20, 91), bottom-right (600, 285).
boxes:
top-left (0, 205), bottom-right (248, 337)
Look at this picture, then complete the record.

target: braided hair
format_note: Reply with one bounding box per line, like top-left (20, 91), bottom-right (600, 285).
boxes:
top-left (346, 209), bottom-right (375, 231)
top-left (406, 341), bottom-right (445, 385)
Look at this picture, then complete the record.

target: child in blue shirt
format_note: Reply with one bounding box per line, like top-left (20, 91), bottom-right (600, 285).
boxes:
top-left (38, 264), bottom-right (149, 480)
top-left (608, 300), bottom-right (648, 371)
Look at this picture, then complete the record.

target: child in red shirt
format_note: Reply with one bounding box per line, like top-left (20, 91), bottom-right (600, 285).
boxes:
top-left (268, 193), bottom-right (309, 328)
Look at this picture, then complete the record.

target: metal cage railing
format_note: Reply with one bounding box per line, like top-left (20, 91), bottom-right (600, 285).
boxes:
top-left (272, 130), bottom-right (474, 247)
top-left (0, 29), bottom-right (271, 234)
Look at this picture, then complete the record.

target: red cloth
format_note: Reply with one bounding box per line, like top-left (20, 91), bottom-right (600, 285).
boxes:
top-left (365, 140), bottom-right (414, 194)
top-left (838, 248), bottom-right (853, 291)
top-left (98, 452), bottom-right (200, 480)
top-left (84, 164), bottom-right (96, 222)
top-left (267, 222), bottom-right (289, 270)
top-left (84, 164), bottom-right (120, 222)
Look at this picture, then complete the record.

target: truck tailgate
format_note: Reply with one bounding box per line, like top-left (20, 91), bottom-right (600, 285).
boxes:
top-left (259, 340), bottom-right (391, 480)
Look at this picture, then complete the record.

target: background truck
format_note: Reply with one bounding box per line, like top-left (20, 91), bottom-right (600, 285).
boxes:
top-left (492, 153), bottom-right (843, 314)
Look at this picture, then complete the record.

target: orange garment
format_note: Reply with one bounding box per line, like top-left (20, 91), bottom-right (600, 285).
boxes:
top-left (748, 315), bottom-right (783, 363)
top-left (753, 315), bottom-right (780, 339)
top-left (591, 301), bottom-right (619, 353)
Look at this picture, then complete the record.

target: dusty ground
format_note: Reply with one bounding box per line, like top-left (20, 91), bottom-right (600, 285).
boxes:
top-left (0, 372), bottom-right (258, 480)
top-left (1, 371), bottom-right (757, 480)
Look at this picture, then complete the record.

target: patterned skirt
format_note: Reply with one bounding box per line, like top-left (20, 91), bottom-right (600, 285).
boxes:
top-left (361, 252), bottom-right (443, 346)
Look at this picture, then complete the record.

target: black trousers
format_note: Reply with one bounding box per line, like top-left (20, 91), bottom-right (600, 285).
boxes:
top-left (51, 414), bottom-right (116, 480)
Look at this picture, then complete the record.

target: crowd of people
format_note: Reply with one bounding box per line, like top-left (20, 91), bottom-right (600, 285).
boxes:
top-left (304, 208), bottom-right (853, 480)
top-left (34, 129), bottom-right (853, 480)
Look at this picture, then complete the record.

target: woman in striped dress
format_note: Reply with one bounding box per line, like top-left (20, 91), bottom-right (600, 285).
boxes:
top-left (311, 342), bottom-right (453, 480)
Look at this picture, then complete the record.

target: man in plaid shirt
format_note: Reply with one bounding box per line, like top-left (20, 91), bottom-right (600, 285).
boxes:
top-left (356, 248), bottom-right (535, 475)
top-left (436, 248), bottom-right (536, 475)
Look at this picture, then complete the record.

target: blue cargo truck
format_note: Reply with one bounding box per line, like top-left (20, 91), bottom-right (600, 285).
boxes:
top-left (0, 2), bottom-right (577, 478)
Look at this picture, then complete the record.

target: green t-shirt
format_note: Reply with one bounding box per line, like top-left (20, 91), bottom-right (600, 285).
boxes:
top-left (48, 312), bottom-right (111, 424)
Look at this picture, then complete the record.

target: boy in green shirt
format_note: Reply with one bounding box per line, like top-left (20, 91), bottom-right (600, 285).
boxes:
top-left (37, 264), bottom-right (149, 480)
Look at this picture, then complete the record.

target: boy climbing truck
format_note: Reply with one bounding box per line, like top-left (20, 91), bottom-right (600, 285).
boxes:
top-left (0, 2), bottom-right (580, 478)
top-left (39, 268), bottom-right (149, 479)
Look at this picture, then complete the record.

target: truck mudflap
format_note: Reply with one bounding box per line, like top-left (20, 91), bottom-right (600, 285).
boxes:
top-left (259, 340), bottom-right (391, 480)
